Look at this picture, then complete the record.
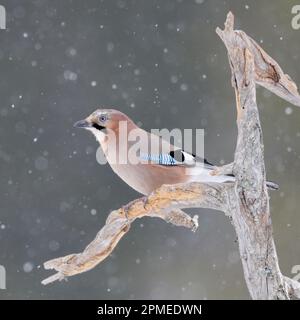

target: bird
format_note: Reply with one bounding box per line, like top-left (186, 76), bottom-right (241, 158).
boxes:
top-left (74, 109), bottom-right (278, 195)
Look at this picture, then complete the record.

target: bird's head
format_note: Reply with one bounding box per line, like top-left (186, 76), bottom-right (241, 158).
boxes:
top-left (74, 109), bottom-right (134, 141)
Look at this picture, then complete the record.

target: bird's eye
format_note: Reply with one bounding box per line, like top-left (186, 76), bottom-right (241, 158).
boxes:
top-left (99, 115), bottom-right (107, 122)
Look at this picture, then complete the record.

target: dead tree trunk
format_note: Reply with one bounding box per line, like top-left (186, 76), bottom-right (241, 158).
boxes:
top-left (218, 35), bottom-right (287, 299)
top-left (41, 12), bottom-right (300, 300)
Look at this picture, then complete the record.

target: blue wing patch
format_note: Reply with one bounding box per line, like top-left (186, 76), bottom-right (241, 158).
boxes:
top-left (140, 153), bottom-right (177, 166)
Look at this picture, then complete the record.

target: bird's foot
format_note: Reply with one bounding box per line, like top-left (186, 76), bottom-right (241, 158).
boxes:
top-left (122, 196), bottom-right (148, 221)
top-left (210, 162), bottom-right (234, 176)
top-left (121, 204), bottom-right (130, 221)
top-left (140, 195), bottom-right (148, 209)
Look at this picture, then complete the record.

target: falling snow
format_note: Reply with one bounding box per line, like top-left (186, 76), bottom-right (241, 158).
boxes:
top-left (91, 209), bottom-right (97, 215)
top-left (64, 70), bottom-right (78, 81)
top-left (23, 262), bottom-right (34, 273)
top-left (180, 83), bottom-right (188, 91)
top-left (91, 81), bottom-right (97, 87)
top-left (285, 107), bottom-right (293, 115)
top-left (0, 0), bottom-right (299, 301)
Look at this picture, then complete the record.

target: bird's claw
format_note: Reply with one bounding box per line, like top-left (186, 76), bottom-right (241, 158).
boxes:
top-left (122, 196), bottom-right (148, 221)
top-left (122, 203), bottom-right (131, 221)
top-left (140, 195), bottom-right (148, 210)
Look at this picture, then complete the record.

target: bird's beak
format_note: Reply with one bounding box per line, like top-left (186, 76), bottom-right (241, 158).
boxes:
top-left (73, 119), bottom-right (92, 129)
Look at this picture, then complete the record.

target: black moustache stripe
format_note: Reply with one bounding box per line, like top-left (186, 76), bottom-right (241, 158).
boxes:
top-left (92, 123), bottom-right (105, 131)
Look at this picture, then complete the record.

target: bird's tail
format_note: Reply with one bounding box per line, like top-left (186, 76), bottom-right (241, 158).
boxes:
top-left (266, 180), bottom-right (279, 191)
top-left (224, 176), bottom-right (279, 191)
top-left (225, 175), bottom-right (279, 191)
top-left (188, 167), bottom-right (279, 190)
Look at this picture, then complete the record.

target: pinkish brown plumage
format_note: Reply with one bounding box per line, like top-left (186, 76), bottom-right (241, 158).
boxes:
top-left (74, 109), bottom-right (278, 194)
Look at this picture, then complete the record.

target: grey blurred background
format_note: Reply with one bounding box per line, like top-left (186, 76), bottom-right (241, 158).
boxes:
top-left (0, 0), bottom-right (299, 300)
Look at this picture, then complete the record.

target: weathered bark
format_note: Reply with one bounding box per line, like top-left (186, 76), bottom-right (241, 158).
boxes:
top-left (42, 183), bottom-right (228, 285)
top-left (215, 12), bottom-right (300, 299)
top-left (42, 12), bottom-right (300, 299)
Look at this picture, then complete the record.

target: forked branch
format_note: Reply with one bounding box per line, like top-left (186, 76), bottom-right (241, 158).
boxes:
top-left (42, 183), bottom-right (228, 285)
top-left (42, 12), bottom-right (300, 299)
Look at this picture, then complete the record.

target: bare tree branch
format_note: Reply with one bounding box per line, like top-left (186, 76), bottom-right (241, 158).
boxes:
top-left (216, 11), bottom-right (299, 300)
top-left (42, 12), bottom-right (300, 300)
top-left (216, 12), bottom-right (300, 107)
top-left (42, 183), bottom-right (228, 285)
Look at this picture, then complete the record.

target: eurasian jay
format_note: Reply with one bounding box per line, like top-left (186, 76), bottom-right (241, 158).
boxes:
top-left (74, 109), bottom-right (278, 195)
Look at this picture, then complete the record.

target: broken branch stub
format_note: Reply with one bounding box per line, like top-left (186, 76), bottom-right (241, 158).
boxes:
top-left (216, 11), bottom-right (300, 107)
top-left (42, 12), bottom-right (300, 300)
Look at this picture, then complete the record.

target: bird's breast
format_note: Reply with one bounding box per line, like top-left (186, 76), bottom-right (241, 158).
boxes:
top-left (108, 162), bottom-right (188, 195)
top-left (99, 133), bottom-right (188, 195)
